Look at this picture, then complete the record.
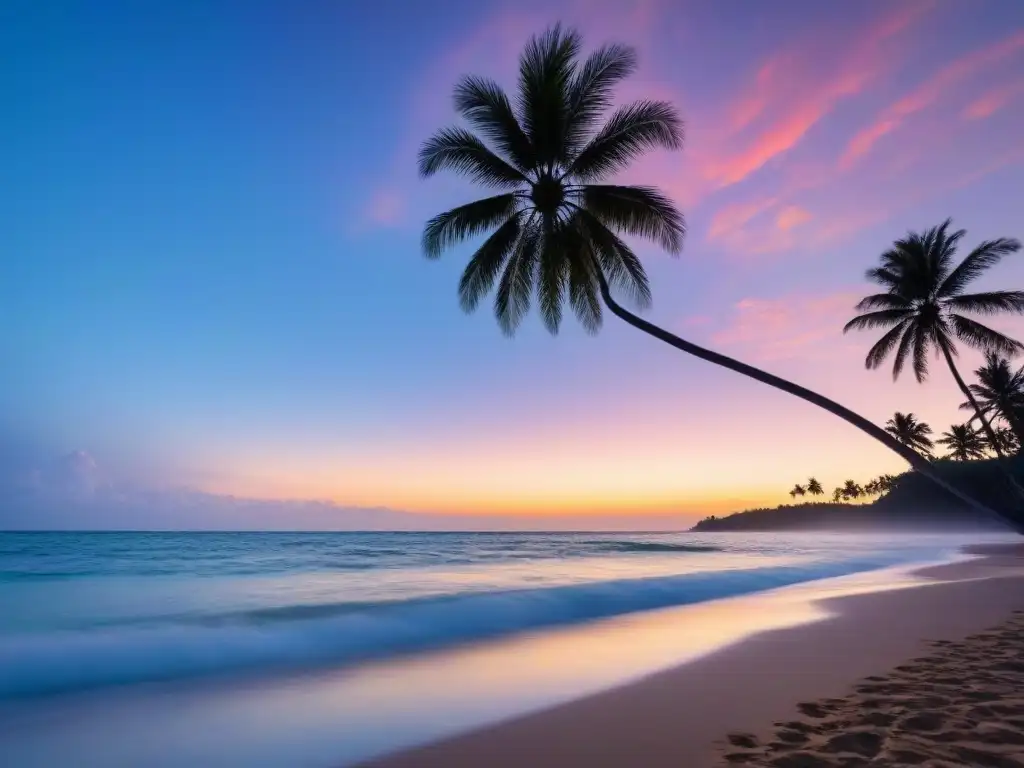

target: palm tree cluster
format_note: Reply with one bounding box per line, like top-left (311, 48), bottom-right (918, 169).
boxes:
top-left (959, 353), bottom-right (1024, 453)
top-left (421, 25), bottom-right (1024, 533)
top-left (845, 220), bottom-right (1024, 505)
top-left (790, 475), bottom-right (895, 503)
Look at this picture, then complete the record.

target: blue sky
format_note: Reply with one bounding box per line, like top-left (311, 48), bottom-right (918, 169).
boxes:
top-left (3, 0), bottom-right (1024, 528)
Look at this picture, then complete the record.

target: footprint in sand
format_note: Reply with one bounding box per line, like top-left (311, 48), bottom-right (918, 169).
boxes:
top-left (715, 613), bottom-right (1024, 768)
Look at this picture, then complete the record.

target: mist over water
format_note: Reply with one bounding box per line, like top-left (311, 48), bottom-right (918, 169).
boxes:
top-left (0, 531), bottom-right (998, 698)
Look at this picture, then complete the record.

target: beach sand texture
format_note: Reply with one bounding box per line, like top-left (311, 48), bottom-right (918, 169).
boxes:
top-left (369, 545), bottom-right (1024, 768)
top-left (720, 611), bottom-right (1024, 767)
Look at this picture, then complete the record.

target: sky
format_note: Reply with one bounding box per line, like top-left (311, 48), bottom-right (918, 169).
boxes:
top-left (2, 0), bottom-right (1024, 529)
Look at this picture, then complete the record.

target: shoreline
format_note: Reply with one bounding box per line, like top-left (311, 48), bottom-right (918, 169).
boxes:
top-left (366, 543), bottom-right (1024, 768)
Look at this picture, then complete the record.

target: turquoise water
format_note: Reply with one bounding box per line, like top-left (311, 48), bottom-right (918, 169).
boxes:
top-left (0, 530), bottom-right (994, 699)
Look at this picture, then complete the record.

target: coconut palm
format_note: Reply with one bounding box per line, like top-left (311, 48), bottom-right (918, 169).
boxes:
top-left (844, 221), bottom-right (1023, 472)
top-left (883, 412), bottom-right (935, 459)
top-left (420, 26), bottom-right (1014, 530)
top-left (987, 425), bottom-right (1020, 456)
top-left (875, 474), bottom-right (897, 496)
top-left (864, 479), bottom-right (880, 497)
top-left (831, 487), bottom-right (843, 503)
top-left (958, 353), bottom-right (1024, 451)
top-left (841, 480), bottom-right (864, 500)
top-left (938, 424), bottom-right (987, 461)
top-left (789, 483), bottom-right (806, 499)
top-left (806, 477), bottom-right (824, 497)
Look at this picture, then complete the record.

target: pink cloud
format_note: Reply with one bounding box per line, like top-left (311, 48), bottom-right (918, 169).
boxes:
top-left (776, 205), bottom-right (813, 231)
top-left (963, 78), bottom-right (1024, 119)
top-left (841, 29), bottom-right (1024, 168)
top-left (706, 197), bottom-right (778, 240)
top-left (711, 292), bottom-right (860, 362)
top-left (702, 1), bottom-right (931, 189)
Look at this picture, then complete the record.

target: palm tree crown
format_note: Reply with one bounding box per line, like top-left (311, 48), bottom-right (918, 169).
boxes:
top-left (806, 477), bottom-right (824, 496)
top-left (420, 25), bottom-right (684, 335)
top-left (883, 412), bottom-right (934, 458)
top-left (959, 352), bottom-right (1024, 451)
top-left (938, 424), bottom-right (987, 461)
top-left (841, 480), bottom-right (864, 500)
top-left (844, 219), bottom-right (1023, 382)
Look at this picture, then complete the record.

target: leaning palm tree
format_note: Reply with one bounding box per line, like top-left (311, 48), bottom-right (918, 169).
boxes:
top-left (806, 477), bottom-right (824, 497)
top-left (938, 424), bottom-right (987, 461)
top-left (419, 26), bottom-right (1016, 531)
top-left (844, 221), bottom-right (1023, 481)
top-left (883, 412), bottom-right (935, 459)
top-left (959, 353), bottom-right (1024, 451)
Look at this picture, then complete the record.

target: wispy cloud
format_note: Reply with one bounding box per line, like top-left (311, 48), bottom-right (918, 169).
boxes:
top-left (702, 1), bottom-right (931, 189)
top-left (963, 78), bottom-right (1024, 120)
top-left (709, 292), bottom-right (860, 362)
top-left (707, 197), bottom-right (778, 240)
top-left (776, 205), bottom-right (813, 231)
top-left (841, 29), bottom-right (1024, 168)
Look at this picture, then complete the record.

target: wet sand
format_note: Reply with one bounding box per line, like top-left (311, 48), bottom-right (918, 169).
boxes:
top-left (367, 544), bottom-right (1024, 768)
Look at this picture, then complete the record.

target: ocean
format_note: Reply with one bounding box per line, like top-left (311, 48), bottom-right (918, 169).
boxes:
top-left (0, 530), bottom-right (1013, 766)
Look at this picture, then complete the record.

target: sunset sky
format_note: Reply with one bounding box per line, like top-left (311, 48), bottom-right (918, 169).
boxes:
top-left (3, 0), bottom-right (1024, 528)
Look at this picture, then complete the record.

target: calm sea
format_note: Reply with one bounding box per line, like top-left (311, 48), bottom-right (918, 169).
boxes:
top-left (0, 530), bottom-right (997, 699)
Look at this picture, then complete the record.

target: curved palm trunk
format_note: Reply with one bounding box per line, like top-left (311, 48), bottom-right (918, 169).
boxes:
top-left (939, 344), bottom-right (1024, 501)
top-left (594, 271), bottom-right (1023, 533)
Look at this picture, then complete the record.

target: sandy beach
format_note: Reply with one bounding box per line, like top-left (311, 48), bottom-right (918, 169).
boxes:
top-left (368, 544), bottom-right (1024, 768)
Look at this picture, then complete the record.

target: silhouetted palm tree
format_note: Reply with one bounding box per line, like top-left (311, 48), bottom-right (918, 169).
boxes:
top-left (420, 27), bottom-right (1013, 530)
top-left (864, 479), bottom-right (880, 497)
top-left (883, 412), bottom-right (935, 459)
top-left (831, 487), bottom-right (843, 503)
top-left (875, 474), bottom-right (897, 496)
top-left (841, 480), bottom-right (864, 500)
top-left (789, 483), bottom-right (806, 499)
top-left (844, 220), bottom-right (1023, 488)
top-left (938, 424), bottom-right (987, 461)
top-left (959, 353), bottom-right (1024, 452)
top-left (987, 426), bottom-right (1020, 456)
top-left (806, 477), bottom-right (824, 497)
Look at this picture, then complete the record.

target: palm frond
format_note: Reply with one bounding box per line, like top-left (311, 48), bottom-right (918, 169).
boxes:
top-left (854, 293), bottom-right (912, 311)
top-left (537, 221), bottom-right (567, 334)
top-left (945, 290), bottom-right (1024, 315)
top-left (937, 237), bottom-right (1022, 297)
top-left (843, 309), bottom-right (912, 333)
top-left (568, 100), bottom-right (682, 181)
top-left (563, 225), bottom-right (602, 333)
top-left (864, 266), bottom-right (903, 291)
top-left (494, 217), bottom-right (540, 336)
top-left (950, 314), bottom-right (1024, 356)
top-left (419, 127), bottom-right (530, 187)
top-left (930, 218), bottom-right (965, 285)
top-left (911, 322), bottom-right (931, 383)
top-left (865, 319), bottom-right (911, 369)
top-left (457, 214), bottom-right (523, 312)
top-left (517, 24), bottom-right (581, 169)
top-left (582, 184), bottom-right (685, 253)
top-left (575, 210), bottom-right (651, 309)
top-left (564, 43), bottom-right (637, 156)
top-left (453, 76), bottom-right (535, 171)
top-left (422, 193), bottom-right (518, 258)
top-left (890, 317), bottom-right (918, 381)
